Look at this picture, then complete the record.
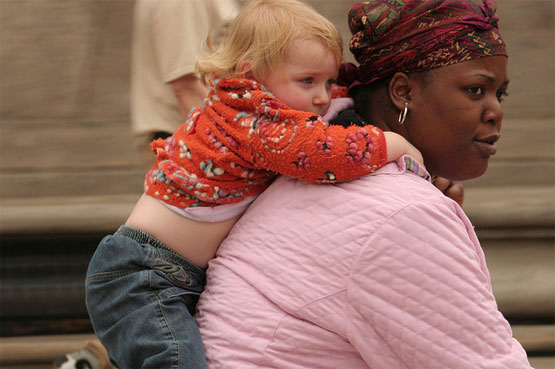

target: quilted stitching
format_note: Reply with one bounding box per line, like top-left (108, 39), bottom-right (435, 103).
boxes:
top-left (196, 160), bottom-right (531, 368)
top-left (347, 202), bottom-right (522, 368)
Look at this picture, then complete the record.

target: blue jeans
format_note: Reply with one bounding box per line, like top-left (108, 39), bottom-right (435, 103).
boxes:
top-left (85, 225), bottom-right (207, 369)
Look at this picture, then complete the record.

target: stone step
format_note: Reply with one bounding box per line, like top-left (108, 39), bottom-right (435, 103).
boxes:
top-left (483, 238), bottom-right (555, 319)
top-left (463, 186), bottom-right (555, 230)
top-left (1, 160), bottom-right (553, 198)
top-left (1, 119), bottom-right (553, 196)
top-left (1, 118), bottom-right (552, 165)
top-left (1, 331), bottom-right (551, 368)
top-left (0, 334), bottom-right (98, 366)
top-left (2, 185), bottom-right (552, 234)
top-left (0, 119), bottom-right (140, 171)
top-left (1, 194), bottom-right (553, 321)
top-left (0, 169), bottom-right (144, 199)
top-left (0, 194), bottom-right (138, 235)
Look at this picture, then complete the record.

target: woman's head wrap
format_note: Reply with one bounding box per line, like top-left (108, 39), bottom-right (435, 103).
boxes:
top-left (338, 0), bottom-right (507, 89)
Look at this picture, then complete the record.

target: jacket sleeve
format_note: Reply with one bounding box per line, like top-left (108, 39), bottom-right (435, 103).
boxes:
top-left (346, 201), bottom-right (532, 369)
top-left (210, 88), bottom-right (388, 184)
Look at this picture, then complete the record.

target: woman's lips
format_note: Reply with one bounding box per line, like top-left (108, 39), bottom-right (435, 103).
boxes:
top-left (474, 134), bottom-right (500, 157)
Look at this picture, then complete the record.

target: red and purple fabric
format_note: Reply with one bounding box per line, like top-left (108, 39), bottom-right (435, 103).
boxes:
top-left (338, 0), bottom-right (508, 89)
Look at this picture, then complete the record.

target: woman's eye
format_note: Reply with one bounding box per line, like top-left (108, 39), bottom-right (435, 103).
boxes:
top-left (496, 90), bottom-right (509, 102)
top-left (468, 86), bottom-right (484, 95)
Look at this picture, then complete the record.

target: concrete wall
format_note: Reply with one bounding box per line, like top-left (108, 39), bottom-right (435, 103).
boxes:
top-left (1, 0), bottom-right (553, 121)
top-left (0, 0), bottom-right (133, 121)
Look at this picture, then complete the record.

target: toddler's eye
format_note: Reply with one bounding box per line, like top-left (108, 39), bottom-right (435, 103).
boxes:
top-left (468, 86), bottom-right (484, 95)
top-left (300, 77), bottom-right (314, 84)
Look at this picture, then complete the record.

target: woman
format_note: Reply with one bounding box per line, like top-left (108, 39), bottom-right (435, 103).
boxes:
top-left (196, 0), bottom-right (532, 368)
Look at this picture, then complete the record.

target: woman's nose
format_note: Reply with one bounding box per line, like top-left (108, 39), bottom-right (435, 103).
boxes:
top-left (483, 98), bottom-right (503, 130)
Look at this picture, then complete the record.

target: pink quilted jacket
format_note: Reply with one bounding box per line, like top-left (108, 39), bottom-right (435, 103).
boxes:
top-left (196, 157), bottom-right (531, 368)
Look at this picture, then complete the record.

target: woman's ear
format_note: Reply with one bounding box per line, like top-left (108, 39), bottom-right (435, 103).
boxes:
top-left (388, 72), bottom-right (411, 111)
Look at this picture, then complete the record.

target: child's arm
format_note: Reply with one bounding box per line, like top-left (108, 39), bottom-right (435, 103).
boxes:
top-left (383, 131), bottom-right (424, 165)
top-left (325, 98), bottom-right (423, 165)
top-left (207, 82), bottom-right (394, 183)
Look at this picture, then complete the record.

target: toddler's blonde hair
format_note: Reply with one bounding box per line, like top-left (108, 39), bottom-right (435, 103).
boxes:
top-left (196, 0), bottom-right (343, 86)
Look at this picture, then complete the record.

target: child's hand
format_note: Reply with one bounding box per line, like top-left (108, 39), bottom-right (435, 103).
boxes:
top-left (383, 131), bottom-right (424, 165)
top-left (322, 97), bottom-right (354, 122)
top-left (433, 176), bottom-right (464, 206)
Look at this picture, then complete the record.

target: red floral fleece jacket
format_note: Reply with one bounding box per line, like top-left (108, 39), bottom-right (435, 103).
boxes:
top-left (145, 78), bottom-right (387, 208)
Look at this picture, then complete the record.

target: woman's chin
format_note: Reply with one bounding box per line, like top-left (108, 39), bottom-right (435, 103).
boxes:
top-left (432, 162), bottom-right (489, 182)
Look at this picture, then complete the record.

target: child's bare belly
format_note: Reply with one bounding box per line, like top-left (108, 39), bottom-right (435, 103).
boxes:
top-left (125, 194), bottom-right (240, 269)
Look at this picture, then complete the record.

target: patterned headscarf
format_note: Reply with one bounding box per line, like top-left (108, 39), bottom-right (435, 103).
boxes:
top-left (338, 0), bottom-right (507, 89)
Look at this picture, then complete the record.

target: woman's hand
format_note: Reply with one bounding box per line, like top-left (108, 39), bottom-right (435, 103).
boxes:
top-left (432, 176), bottom-right (464, 206)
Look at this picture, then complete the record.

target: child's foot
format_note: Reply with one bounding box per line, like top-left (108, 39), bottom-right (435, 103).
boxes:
top-left (52, 340), bottom-right (114, 369)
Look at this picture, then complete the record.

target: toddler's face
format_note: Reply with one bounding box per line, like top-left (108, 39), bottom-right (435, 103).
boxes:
top-left (258, 38), bottom-right (339, 116)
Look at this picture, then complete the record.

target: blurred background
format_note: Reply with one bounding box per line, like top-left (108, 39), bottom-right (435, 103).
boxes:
top-left (0, 0), bottom-right (553, 367)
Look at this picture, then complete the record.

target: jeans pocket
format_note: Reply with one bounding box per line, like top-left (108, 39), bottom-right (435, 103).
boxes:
top-left (86, 269), bottom-right (206, 369)
top-left (151, 258), bottom-right (194, 288)
top-left (85, 269), bottom-right (136, 284)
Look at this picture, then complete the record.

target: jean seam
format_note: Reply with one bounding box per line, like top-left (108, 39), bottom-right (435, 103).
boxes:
top-left (118, 225), bottom-right (204, 274)
top-left (155, 291), bottom-right (180, 369)
top-left (85, 269), bottom-right (138, 284)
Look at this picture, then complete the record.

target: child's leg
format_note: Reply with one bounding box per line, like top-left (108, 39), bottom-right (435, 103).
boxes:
top-left (85, 226), bottom-right (207, 369)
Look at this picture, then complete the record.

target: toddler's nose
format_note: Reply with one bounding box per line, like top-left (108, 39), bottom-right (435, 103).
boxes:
top-left (313, 86), bottom-right (331, 109)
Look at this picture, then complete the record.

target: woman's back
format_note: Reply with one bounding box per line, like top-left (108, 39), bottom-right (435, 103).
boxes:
top-left (196, 157), bottom-right (529, 368)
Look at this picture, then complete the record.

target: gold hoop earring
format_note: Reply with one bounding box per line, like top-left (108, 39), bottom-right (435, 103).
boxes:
top-left (398, 102), bottom-right (408, 125)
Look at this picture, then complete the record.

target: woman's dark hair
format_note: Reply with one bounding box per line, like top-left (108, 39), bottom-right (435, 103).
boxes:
top-left (350, 76), bottom-right (393, 122)
top-left (328, 70), bottom-right (433, 128)
top-left (328, 76), bottom-right (394, 128)
top-left (349, 70), bottom-right (432, 122)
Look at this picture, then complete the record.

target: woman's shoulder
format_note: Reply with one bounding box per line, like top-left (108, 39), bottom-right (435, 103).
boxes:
top-left (335, 156), bottom-right (444, 205)
top-left (258, 162), bottom-right (461, 231)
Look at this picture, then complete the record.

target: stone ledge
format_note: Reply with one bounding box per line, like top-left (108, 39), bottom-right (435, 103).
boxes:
top-left (0, 194), bottom-right (138, 235)
top-left (463, 185), bottom-right (555, 230)
top-left (0, 333), bottom-right (98, 365)
top-left (1, 186), bottom-right (552, 235)
top-left (1, 187), bottom-right (553, 321)
top-left (483, 238), bottom-right (555, 318)
top-left (0, 330), bottom-right (551, 367)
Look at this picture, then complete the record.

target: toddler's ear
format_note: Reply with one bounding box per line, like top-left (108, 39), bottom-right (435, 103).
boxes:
top-left (239, 60), bottom-right (253, 79)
